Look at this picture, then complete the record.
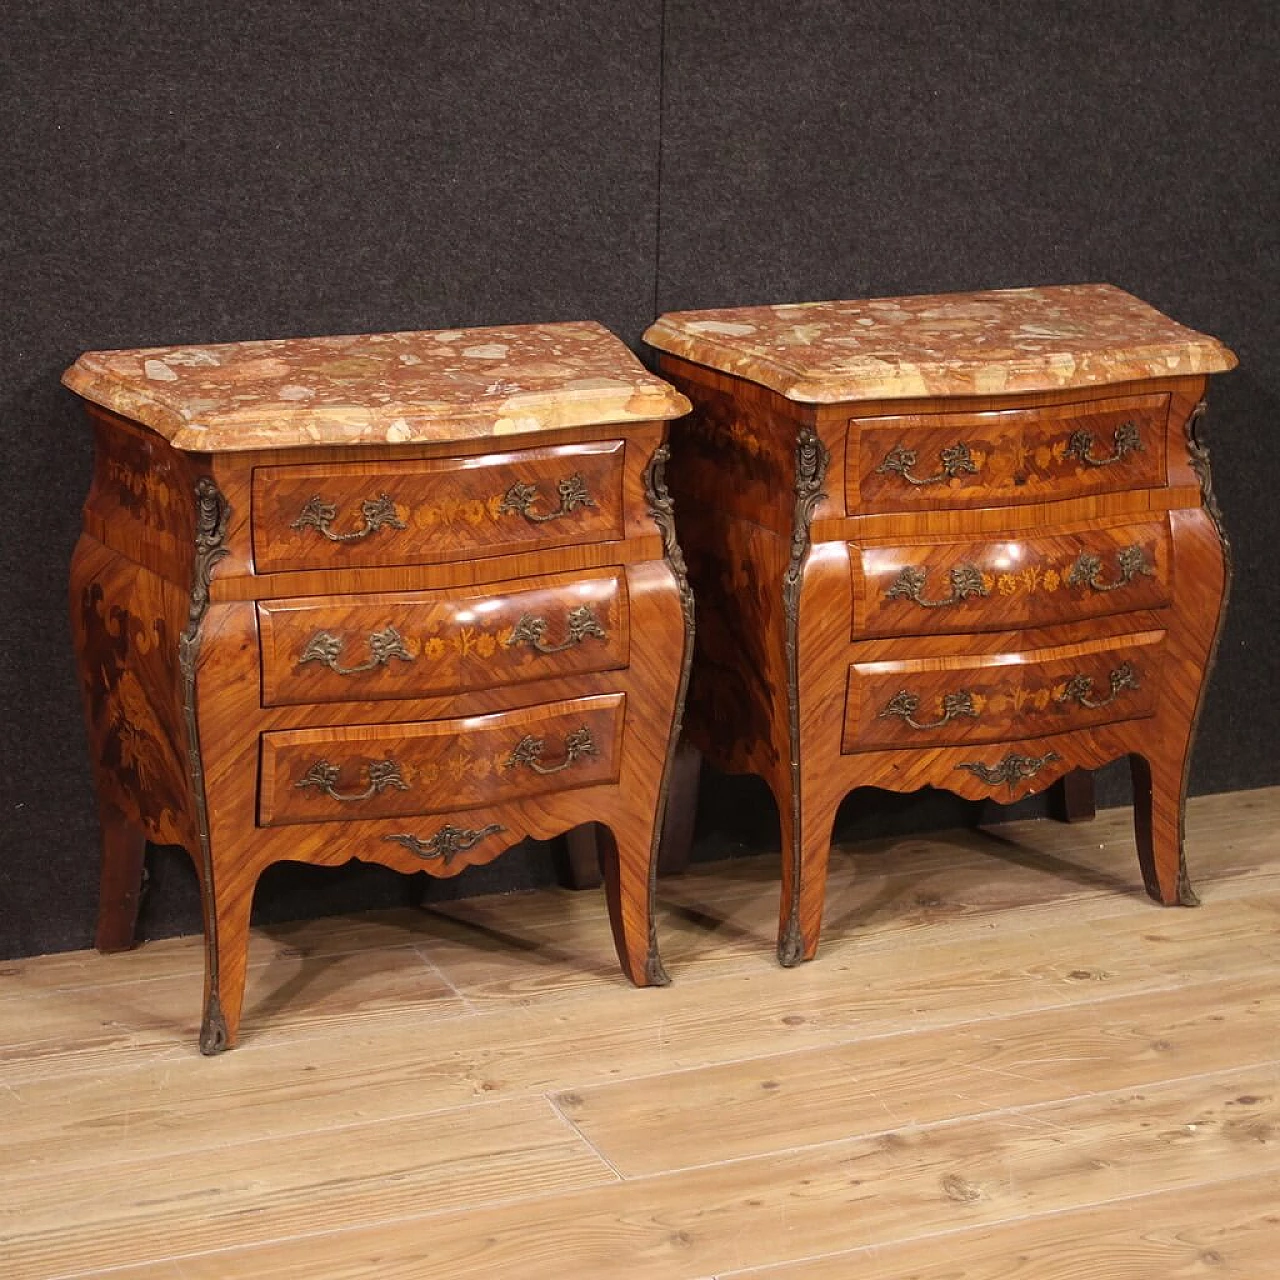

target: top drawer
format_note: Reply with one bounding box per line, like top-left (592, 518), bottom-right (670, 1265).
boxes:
top-left (252, 441), bottom-right (625, 573)
top-left (849, 393), bottom-right (1169, 514)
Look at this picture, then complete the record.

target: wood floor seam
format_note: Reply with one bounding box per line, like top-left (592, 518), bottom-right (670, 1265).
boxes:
top-left (544, 1092), bottom-right (629, 1181)
top-left (3, 786), bottom-right (1276, 1278)
top-left (708, 1168), bottom-right (1280, 1278)
top-left (552, 1057), bottom-right (1280, 1185)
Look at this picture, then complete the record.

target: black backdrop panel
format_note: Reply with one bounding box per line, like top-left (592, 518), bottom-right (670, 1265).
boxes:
top-left (0, 1), bottom-right (665, 959)
top-left (2, 2), bottom-right (1276, 961)
top-left (657, 0), bottom-right (1280, 810)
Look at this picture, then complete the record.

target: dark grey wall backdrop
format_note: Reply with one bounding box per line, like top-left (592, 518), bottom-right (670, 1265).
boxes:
top-left (3, 1), bottom-right (1277, 959)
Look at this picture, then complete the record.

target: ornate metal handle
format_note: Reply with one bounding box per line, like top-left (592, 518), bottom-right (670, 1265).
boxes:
top-left (1056, 661), bottom-right (1139, 709)
top-left (1065, 421), bottom-right (1142, 467)
top-left (1067, 545), bottom-right (1155, 593)
top-left (498, 473), bottom-right (596, 523)
top-left (295, 758), bottom-right (409, 802)
top-left (506, 605), bottom-right (607, 655)
top-left (875, 442), bottom-right (978, 486)
top-left (504, 726), bottom-right (599, 775)
top-left (879, 688), bottom-right (980, 730)
top-left (885, 563), bottom-right (989, 608)
top-left (957, 750), bottom-right (1061, 791)
top-left (384, 823), bottom-right (505, 865)
top-left (290, 493), bottom-right (406, 542)
top-left (299, 625), bottom-right (414, 675)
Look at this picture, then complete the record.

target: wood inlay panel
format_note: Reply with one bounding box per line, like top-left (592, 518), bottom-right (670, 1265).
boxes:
top-left (850, 391), bottom-right (1169, 511)
top-left (853, 519), bottom-right (1171, 639)
top-left (258, 694), bottom-right (625, 827)
top-left (258, 568), bottom-right (628, 706)
top-left (843, 631), bottom-right (1164, 752)
top-left (251, 440), bottom-right (625, 572)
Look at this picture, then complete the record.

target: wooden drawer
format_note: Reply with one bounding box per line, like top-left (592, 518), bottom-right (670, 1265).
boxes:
top-left (258, 693), bottom-right (624, 827)
top-left (853, 520), bottom-right (1171, 639)
top-left (252, 441), bottom-right (625, 573)
top-left (849, 392), bottom-right (1169, 513)
top-left (842, 631), bottom-right (1164, 753)
top-left (258, 569), bottom-right (628, 706)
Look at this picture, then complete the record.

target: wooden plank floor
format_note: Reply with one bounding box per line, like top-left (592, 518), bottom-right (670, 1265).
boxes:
top-left (2, 787), bottom-right (1278, 1279)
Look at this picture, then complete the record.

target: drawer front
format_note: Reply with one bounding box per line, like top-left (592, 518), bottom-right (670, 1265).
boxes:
top-left (849, 393), bottom-right (1168, 513)
top-left (258, 570), bottom-right (629, 706)
top-left (252, 441), bottom-right (625, 573)
top-left (843, 631), bottom-right (1164, 753)
top-left (259, 693), bottom-right (624, 827)
top-left (854, 521), bottom-right (1171, 639)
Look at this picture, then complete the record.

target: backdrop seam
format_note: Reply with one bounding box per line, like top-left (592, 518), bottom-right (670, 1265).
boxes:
top-left (653, 0), bottom-right (668, 324)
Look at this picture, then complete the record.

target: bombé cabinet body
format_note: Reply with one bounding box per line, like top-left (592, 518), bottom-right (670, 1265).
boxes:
top-left (645, 285), bottom-right (1236, 965)
top-left (65, 322), bottom-right (692, 1052)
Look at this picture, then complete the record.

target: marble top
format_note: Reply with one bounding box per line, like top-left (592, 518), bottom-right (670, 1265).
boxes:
top-left (644, 284), bottom-right (1236, 402)
top-left (63, 322), bottom-right (691, 452)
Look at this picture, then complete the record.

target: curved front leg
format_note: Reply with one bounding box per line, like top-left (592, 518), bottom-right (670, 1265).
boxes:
top-left (1130, 752), bottom-right (1199, 907)
top-left (595, 817), bottom-right (669, 987)
top-left (774, 770), bottom-right (843, 967)
top-left (1127, 497), bottom-right (1229, 910)
top-left (197, 866), bottom-right (257, 1055)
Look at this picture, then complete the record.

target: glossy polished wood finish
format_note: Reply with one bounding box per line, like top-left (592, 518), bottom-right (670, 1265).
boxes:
top-left (252, 440), bottom-right (626, 572)
top-left (68, 327), bottom-right (691, 1053)
top-left (651, 291), bottom-right (1233, 968)
top-left (842, 630), bottom-right (1164, 753)
top-left (257, 567), bottom-right (628, 706)
top-left (853, 518), bottom-right (1171, 638)
top-left (849, 391), bottom-right (1169, 511)
top-left (258, 694), bottom-right (626, 827)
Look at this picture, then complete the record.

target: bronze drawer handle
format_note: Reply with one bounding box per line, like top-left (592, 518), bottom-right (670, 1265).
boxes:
top-left (956, 750), bottom-right (1061, 791)
top-left (1067, 545), bottom-right (1155, 593)
top-left (506, 605), bottom-right (607, 655)
top-left (879, 688), bottom-right (980, 730)
top-left (504, 726), bottom-right (599, 775)
top-left (885, 563), bottom-right (989, 608)
top-left (498, 473), bottom-right (597, 523)
top-left (384, 823), bottom-right (505, 865)
top-left (294, 758), bottom-right (410, 802)
top-left (1056, 661), bottom-right (1140, 709)
top-left (875, 442), bottom-right (978, 486)
top-left (290, 492), bottom-right (406, 542)
top-left (298, 625), bottom-right (414, 675)
top-left (1065, 421), bottom-right (1142, 467)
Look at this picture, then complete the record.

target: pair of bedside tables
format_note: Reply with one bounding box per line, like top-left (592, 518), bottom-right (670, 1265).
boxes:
top-left (66, 285), bottom-right (1236, 1051)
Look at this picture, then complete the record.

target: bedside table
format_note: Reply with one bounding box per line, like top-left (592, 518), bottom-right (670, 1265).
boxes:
top-left (65, 322), bottom-right (693, 1052)
top-left (644, 285), bottom-right (1235, 965)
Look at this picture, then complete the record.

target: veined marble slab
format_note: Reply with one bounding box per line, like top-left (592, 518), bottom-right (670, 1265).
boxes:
top-left (644, 284), bottom-right (1236, 402)
top-left (64, 321), bottom-right (690, 452)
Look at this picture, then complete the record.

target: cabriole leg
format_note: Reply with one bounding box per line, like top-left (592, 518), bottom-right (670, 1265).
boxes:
top-left (596, 817), bottom-right (669, 987)
top-left (197, 870), bottom-right (257, 1054)
top-left (1130, 752), bottom-right (1199, 908)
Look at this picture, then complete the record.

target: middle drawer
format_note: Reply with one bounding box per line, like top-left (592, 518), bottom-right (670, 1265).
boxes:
top-left (258, 568), bottom-right (629, 706)
top-left (853, 519), bottom-right (1171, 640)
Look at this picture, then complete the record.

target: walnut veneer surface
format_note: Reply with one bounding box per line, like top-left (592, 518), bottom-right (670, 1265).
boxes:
top-left (645, 284), bottom-right (1236, 966)
top-left (65, 323), bottom-right (693, 1052)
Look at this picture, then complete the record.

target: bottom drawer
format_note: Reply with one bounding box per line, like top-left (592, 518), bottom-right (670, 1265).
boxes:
top-left (842, 631), bottom-right (1163, 754)
top-left (259, 693), bottom-right (624, 827)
